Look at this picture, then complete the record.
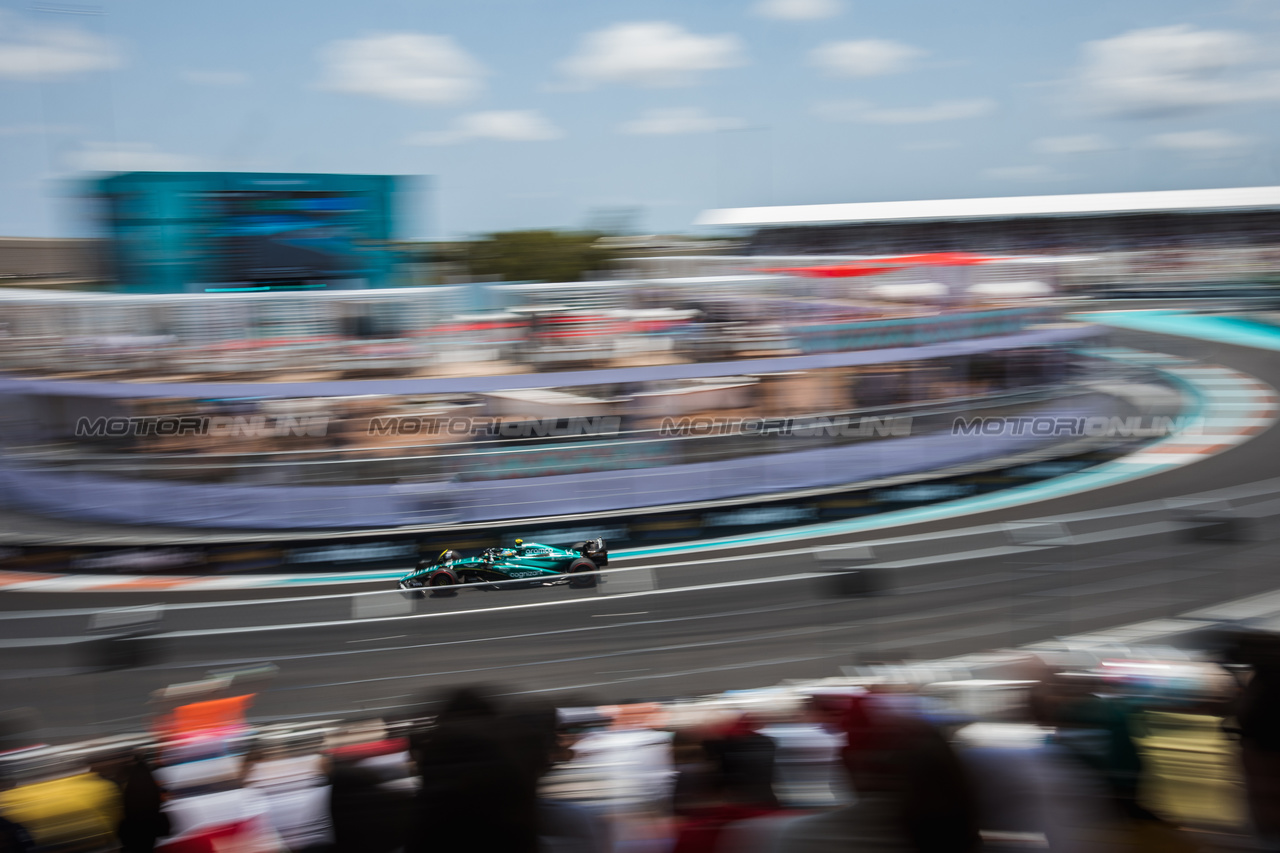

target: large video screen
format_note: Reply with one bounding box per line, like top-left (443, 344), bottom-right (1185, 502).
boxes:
top-left (95, 171), bottom-right (400, 292)
top-left (207, 190), bottom-right (368, 286)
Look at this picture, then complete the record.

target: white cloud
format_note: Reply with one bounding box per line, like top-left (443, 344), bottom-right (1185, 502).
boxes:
top-left (753, 0), bottom-right (842, 20)
top-left (1034, 134), bottom-right (1112, 154)
top-left (810, 39), bottom-right (923, 77)
top-left (816, 98), bottom-right (995, 123)
top-left (559, 22), bottom-right (745, 88)
top-left (620, 107), bottom-right (745, 135)
top-left (1075, 24), bottom-right (1280, 118)
top-left (407, 110), bottom-right (563, 145)
top-left (1145, 129), bottom-right (1253, 153)
top-left (320, 33), bottom-right (485, 104)
top-left (182, 69), bottom-right (249, 87)
top-left (982, 165), bottom-right (1059, 181)
top-left (67, 142), bottom-right (202, 172)
top-left (0, 11), bottom-right (120, 80)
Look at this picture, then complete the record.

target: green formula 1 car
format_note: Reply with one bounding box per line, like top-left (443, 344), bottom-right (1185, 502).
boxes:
top-left (397, 538), bottom-right (608, 596)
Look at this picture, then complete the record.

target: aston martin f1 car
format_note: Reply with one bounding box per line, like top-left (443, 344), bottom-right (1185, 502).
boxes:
top-left (397, 538), bottom-right (608, 596)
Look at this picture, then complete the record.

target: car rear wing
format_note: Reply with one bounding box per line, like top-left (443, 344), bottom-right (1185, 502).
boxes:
top-left (572, 538), bottom-right (608, 566)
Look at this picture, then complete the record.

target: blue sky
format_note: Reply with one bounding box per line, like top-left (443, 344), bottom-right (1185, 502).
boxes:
top-left (1, 0), bottom-right (1278, 238)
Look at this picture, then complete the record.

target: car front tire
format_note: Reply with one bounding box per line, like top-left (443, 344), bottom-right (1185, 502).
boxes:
top-left (428, 569), bottom-right (459, 596)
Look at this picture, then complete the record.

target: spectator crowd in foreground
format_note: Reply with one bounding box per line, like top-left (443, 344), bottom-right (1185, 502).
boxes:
top-left (3, 629), bottom-right (1280, 852)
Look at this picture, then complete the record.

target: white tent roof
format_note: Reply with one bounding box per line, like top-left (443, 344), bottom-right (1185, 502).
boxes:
top-left (869, 282), bottom-right (948, 300)
top-left (968, 281), bottom-right (1051, 297)
top-left (696, 186), bottom-right (1280, 227)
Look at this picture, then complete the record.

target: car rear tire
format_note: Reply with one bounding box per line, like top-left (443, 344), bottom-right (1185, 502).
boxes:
top-left (568, 557), bottom-right (598, 589)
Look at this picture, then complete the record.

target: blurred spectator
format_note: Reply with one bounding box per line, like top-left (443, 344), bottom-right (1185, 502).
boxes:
top-left (671, 727), bottom-right (716, 814)
top-left (1029, 670), bottom-right (1199, 852)
top-left (510, 705), bottom-right (611, 853)
top-left (155, 782), bottom-right (282, 853)
top-left (1038, 674), bottom-right (1147, 818)
top-left (329, 757), bottom-right (412, 853)
top-left (0, 761), bottom-right (122, 853)
top-left (116, 752), bottom-right (171, 853)
top-left (754, 694), bottom-right (851, 809)
top-left (406, 687), bottom-right (608, 853)
top-left (702, 717), bottom-right (779, 811)
top-left (774, 693), bottom-right (979, 853)
top-left (243, 745), bottom-right (333, 851)
top-left (672, 716), bottom-right (784, 853)
top-left (407, 716), bottom-right (536, 853)
top-left (1224, 630), bottom-right (1280, 852)
top-left (0, 814), bottom-right (33, 853)
top-left (543, 704), bottom-right (671, 852)
top-left (956, 702), bottom-right (1125, 852)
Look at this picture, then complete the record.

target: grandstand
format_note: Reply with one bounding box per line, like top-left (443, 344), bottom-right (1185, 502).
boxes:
top-left (696, 186), bottom-right (1280, 252)
top-left (683, 187), bottom-right (1280, 298)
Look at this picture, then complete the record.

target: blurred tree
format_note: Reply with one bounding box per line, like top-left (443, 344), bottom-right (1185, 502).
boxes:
top-left (463, 230), bottom-right (619, 283)
top-left (584, 206), bottom-right (643, 237)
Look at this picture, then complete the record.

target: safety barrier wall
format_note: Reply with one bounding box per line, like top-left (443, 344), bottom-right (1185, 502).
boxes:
top-left (4, 384), bottom-right (1081, 486)
top-left (0, 390), bottom-right (1136, 529)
